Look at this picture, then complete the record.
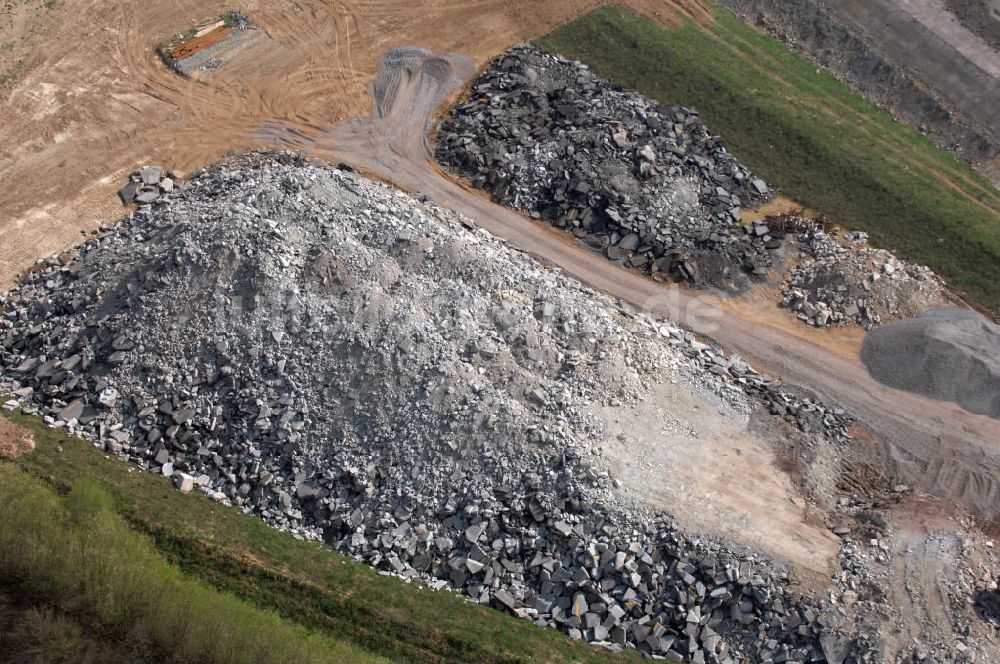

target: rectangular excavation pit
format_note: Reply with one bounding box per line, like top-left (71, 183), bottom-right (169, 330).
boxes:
top-left (157, 11), bottom-right (266, 79)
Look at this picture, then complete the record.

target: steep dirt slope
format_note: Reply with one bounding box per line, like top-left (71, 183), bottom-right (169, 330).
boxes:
top-left (829, 0), bottom-right (1000, 140)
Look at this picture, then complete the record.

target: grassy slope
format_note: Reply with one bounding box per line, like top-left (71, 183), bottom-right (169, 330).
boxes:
top-left (2, 410), bottom-right (642, 664)
top-left (0, 589), bottom-right (166, 664)
top-left (0, 465), bottom-right (384, 664)
top-left (535, 4), bottom-right (1000, 312)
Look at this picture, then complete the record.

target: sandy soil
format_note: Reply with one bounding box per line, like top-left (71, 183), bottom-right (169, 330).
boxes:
top-left (0, 0), bottom-right (708, 290)
top-left (868, 498), bottom-right (1000, 661)
top-left (0, 416), bottom-right (33, 460)
top-left (598, 380), bottom-right (841, 586)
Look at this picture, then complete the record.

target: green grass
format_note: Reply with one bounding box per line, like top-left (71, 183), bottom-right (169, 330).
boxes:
top-left (535, 4), bottom-right (1000, 313)
top-left (2, 409), bottom-right (642, 664)
top-left (0, 590), bottom-right (161, 664)
top-left (0, 465), bottom-right (384, 664)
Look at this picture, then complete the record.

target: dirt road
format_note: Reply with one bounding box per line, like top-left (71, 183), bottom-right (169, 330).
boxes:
top-left (258, 47), bottom-right (1000, 530)
top-left (0, 0), bottom-right (708, 291)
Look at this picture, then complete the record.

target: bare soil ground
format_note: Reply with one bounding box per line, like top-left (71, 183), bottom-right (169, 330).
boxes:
top-left (597, 380), bottom-right (841, 587)
top-left (873, 499), bottom-right (1000, 661)
top-left (0, 416), bottom-right (33, 460)
top-left (0, 0), bottom-right (707, 291)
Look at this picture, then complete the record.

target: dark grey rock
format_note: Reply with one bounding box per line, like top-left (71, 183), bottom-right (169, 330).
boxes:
top-left (119, 180), bottom-right (138, 205)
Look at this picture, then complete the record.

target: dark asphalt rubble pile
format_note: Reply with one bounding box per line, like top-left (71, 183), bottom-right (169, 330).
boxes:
top-left (2, 154), bottom-right (859, 662)
top-left (781, 231), bottom-right (945, 329)
top-left (436, 44), bottom-right (777, 291)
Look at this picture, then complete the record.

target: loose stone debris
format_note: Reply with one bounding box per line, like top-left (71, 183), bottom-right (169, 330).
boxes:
top-left (822, 515), bottom-right (999, 664)
top-left (118, 165), bottom-right (179, 207)
top-left (780, 229), bottom-right (947, 329)
top-left (0, 152), bottom-right (868, 662)
top-left (436, 45), bottom-right (777, 292)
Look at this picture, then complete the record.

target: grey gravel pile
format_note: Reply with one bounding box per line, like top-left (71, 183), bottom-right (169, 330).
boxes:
top-left (861, 307), bottom-right (1000, 419)
top-left (781, 231), bottom-right (945, 329)
top-left (435, 45), bottom-right (778, 291)
top-left (2, 154), bottom-right (858, 661)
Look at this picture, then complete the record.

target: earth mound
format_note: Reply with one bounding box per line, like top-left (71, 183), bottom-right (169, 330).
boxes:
top-left (861, 307), bottom-right (1000, 419)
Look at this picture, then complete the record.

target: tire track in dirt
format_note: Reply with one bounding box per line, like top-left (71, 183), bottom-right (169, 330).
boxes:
top-left (875, 499), bottom-right (998, 662)
top-left (8, 0), bottom-right (708, 290)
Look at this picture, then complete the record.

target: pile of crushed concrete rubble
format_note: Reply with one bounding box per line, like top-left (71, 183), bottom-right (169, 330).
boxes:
top-left (117, 165), bottom-right (179, 206)
top-left (780, 229), bottom-right (946, 328)
top-left (2, 154), bottom-right (863, 662)
top-left (436, 45), bottom-right (778, 291)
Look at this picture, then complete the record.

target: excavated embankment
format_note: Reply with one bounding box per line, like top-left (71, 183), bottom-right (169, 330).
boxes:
top-left (717, 0), bottom-right (999, 163)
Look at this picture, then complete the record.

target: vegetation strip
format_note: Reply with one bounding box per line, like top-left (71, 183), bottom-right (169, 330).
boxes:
top-left (0, 465), bottom-right (384, 664)
top-left (535, 4), bottom-right (1000, 313)
top-left (2, 410), bottom-right (641, 664)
